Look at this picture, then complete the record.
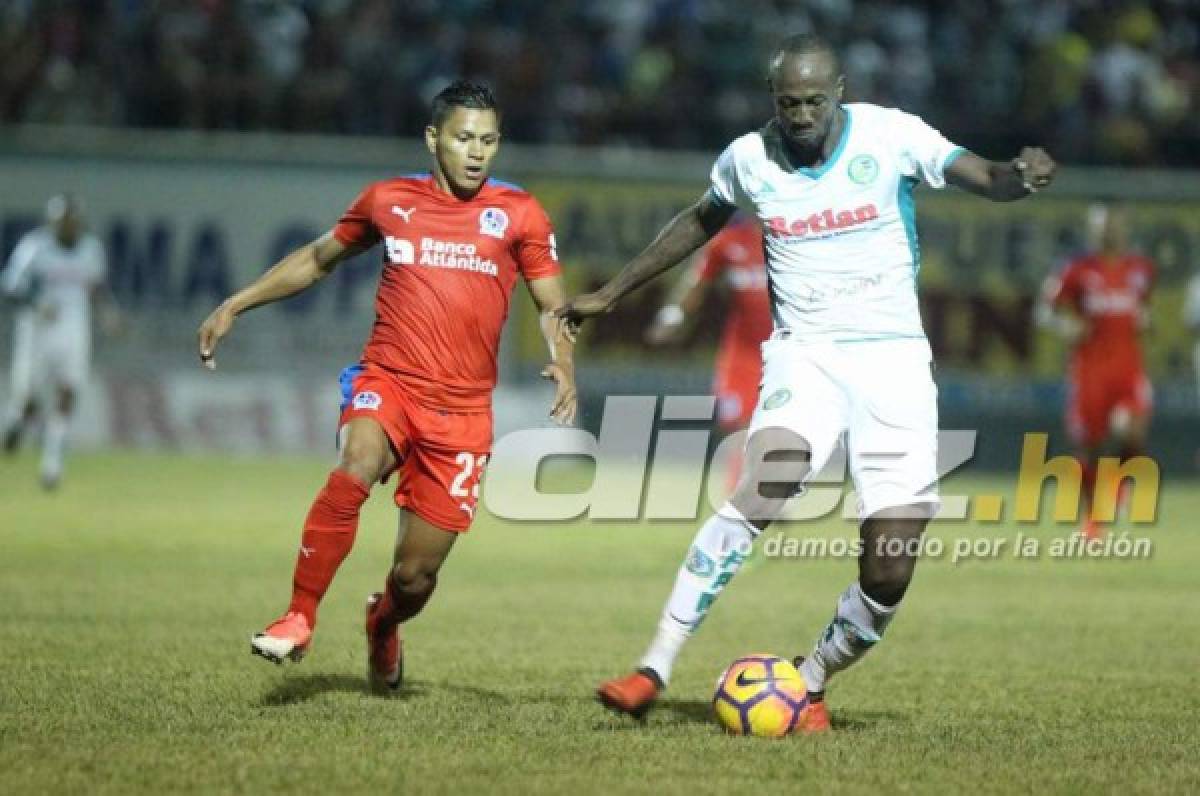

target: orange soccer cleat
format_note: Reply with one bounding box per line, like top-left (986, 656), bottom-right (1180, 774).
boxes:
top-left (794, 698), bottom-right (832, 734)
top-left (596, 668), bottom-right (663, 719)
top-left (250, 611), bottom-right (312, 665)
top-left (365, 592), bottom-right (403, 691)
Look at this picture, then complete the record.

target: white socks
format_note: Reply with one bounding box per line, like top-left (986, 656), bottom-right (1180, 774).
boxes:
top-left (799, 582), bottom-right (896, 694)
top-left (639, 505), bottom-right (757, 684)
top-left (40, 412), bottom-right (67, 486)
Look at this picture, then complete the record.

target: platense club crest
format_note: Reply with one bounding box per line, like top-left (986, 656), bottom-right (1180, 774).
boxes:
top-left (847, 154), bottom-right (879, 185)
top-left (762, 388), bottom-right (792, 410)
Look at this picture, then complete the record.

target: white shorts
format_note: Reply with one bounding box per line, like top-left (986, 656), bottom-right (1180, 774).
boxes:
top-left (16, 319), bottom-right (92, 396)
top-left (747, 335), bottom-right (940, 521)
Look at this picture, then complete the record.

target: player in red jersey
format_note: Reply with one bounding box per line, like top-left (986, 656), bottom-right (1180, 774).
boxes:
top-left (1039, 203), bottom-right (1153, 539)
top-left (645, 216), bottom-right (770, 488)
top-left (197, 81), bottom-right (575, 689)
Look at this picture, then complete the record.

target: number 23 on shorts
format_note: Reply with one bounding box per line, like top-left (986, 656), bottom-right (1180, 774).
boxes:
top-left (449, 452), bottom-right (489, 507)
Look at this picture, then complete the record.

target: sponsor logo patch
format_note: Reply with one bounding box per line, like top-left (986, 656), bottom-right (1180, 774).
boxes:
top-left (762, 388), bottom-right (792, 410)
top-left (385, 236), bottom-right (415, 265)
top-left (479, 207), bottom-right (509, 239)
top-left (352, 391), bottom-right (382, 410)
top-left (684, 545), bottom-right (715, 577)
top-left (764, 203), bottom-right (879, 238)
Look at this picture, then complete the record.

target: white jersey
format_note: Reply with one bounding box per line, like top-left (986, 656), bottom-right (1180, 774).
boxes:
top-left (1, 226), bottom-right (106, 338)
top-left (709, 102), bottom-right (964, 344)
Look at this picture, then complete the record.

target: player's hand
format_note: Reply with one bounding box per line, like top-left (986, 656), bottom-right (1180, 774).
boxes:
top-left (541, 362), bottom-right (577, 426)
top-left (555, 289), bottom-right (617, 338)
top-left (1013, 147), bottom-right (1056, 193)
top-left (197, 302), bottom-right (235, 370)
top-left (645, 304), bottom-right (686, 346)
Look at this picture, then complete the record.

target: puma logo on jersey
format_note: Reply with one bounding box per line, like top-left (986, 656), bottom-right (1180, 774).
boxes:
top-left (391, 205), bottom-right (416, 222)
top-left (459, 502), bottom-right (475, 518)
top-left (765, 203), bottom-right (879, 238)
top-left (300, 545), bottom-right (315, 558)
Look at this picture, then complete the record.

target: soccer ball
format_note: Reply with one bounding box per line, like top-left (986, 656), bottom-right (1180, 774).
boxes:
top-left (712, 654), bottom-right (809, 738)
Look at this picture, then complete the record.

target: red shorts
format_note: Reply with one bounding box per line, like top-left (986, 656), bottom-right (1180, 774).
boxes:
top-left (1066, 364), bottom-right (1152, 447)
top-left (339, 364), bottom-right (492, 532)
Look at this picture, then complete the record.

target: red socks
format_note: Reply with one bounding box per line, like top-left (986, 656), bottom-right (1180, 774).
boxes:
top-left (288, 469), bottom-right (371, 627)
top-left (372, 573), bottom-right (438, 635)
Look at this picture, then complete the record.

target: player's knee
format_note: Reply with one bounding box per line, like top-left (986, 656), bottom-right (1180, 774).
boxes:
top-left (860, 566), bottom-right (912, 607)
top-left (390, 558), bottom-right (440, 595)
top-left (337, 440), bottom-right (387, 485)
top-left (860, 548), bottom-right (917, 606)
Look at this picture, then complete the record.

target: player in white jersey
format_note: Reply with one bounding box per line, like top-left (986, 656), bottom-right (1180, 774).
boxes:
top-left (561, 34), bottom-right (1056, 729)
top-left (1, 194), bottom-right (113, 489)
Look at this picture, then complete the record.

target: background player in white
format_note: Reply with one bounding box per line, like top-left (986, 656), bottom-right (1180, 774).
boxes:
top-left (561, 34), bottom-right (1056, 729)
top-left (1, 194), bottom-right (116, 489)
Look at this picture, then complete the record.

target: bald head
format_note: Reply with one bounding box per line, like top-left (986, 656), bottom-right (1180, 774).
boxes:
top-left (767, 34), bottom-right (841, 88)
top-left (46, 193), bottom-right (85, 246)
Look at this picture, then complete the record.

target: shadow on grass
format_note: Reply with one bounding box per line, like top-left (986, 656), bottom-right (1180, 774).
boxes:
top-left (589, 698), bottom-right (714, 732)
top-left (830, 709), bottom-right (908, 731)
top-left (591, 699), bottom-right (909, 733)
top-left (259, 673), bottom-right (429, 706)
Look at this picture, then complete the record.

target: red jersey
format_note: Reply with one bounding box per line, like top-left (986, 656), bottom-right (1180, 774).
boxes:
top-left (333, 174), bottom-right (560, 411)
top-left (1045, 252), bottom-right (1153, 370)
top-left (696, 220), bottom-right (772, 397)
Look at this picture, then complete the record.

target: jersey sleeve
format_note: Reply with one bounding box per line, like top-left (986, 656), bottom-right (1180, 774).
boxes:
top-left (332, 183), bottom-right (381, 248)
top-left (891, 110), bottom-right (965, 190)
top-left (0, 233), bottom-right (39, 301)
top-left (1045, 259), bottom-right (1083, 309)
top-left (515, 197), bottom-right (561, 280)
top-left (708, 143), bottom-right (744, 209)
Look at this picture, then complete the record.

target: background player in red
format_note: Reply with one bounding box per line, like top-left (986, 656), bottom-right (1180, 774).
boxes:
top-left (196, 81), bottom-right (575, 690)
top-left (644, 215), bottom-right (770, 489)
top-left (1038, 202), bottom-right (1153, 538)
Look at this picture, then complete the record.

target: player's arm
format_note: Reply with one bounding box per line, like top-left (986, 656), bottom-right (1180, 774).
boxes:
top-left (526, 275), bottom-right (577, 425)
top-left (0, 237), bottom-right (37, 308)
top-left (645, 258), bottom-right (713, 346)
top-left (946, 148), bottom-right (1056, 201)
top-left (558, 192), bottom-right (734, 323)
top-left (1035, 265), bottom-right (1085, 342)
top-left (197, 231), bottom-right (364, 369)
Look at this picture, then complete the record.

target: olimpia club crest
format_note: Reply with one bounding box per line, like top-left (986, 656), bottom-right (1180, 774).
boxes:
top-left (762, 388), bottom-right (791, 410)
top-left (847, 154), bottom-right (879, 185)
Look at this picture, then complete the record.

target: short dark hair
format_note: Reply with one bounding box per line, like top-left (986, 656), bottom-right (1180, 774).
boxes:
top-left (767, 33), bottom-right (840, 82)
top-left (430, 80), bottom-right (499, 127)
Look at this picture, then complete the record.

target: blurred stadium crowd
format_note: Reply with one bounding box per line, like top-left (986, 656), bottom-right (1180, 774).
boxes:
top-left (1, 0), bottom-right (1198, 165)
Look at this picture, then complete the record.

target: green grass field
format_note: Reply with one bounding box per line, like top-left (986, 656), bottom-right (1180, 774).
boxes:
top-left (2, 452), bottom-right (1198, 794)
